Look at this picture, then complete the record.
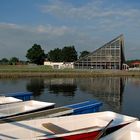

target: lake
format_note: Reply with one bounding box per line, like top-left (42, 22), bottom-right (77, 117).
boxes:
top-left (0, 77), bottom-right (140, 119)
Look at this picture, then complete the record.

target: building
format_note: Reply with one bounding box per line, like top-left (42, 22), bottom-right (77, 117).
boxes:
top-left (44, 61), bottom-right (74, 69)
top-left (74, 34), bottom-right (125, 70)
top-left (128, 61), bottom-right (140, 71)
top-left (130, 61), bottom-right (140, 68)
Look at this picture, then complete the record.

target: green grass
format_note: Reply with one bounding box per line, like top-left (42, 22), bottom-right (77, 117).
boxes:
top-left (0, 65), bottom-right (140, 78)
top-left (0, 65), bottom-right (53, 72)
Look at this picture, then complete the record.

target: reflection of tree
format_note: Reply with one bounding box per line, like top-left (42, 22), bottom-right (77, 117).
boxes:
top-left (26, 78), bottom-right (44, 96)
top-left (48, 84), bottom-right (77, 97)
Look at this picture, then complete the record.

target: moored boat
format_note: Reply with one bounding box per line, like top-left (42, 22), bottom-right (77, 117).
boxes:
top-left (101, 121), bottom-right (140, 140)
top-left (0, 111), bottom-right (137, 140)
top-left (0, 100), bottom-right (55, 119)
top-left (0, 100), bottom-right (102, 122)
top-left (0, 96), bottom-right (22, 105)
top-left (66, 100), bottom-right (103, 115)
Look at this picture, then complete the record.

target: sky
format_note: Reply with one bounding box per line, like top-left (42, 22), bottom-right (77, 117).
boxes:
top-left (0, 0), bottom-right (140, 60)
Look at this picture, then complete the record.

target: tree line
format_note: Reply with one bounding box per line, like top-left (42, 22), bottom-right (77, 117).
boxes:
top-left (0, 44), bottom-right (90, 65)
top-left (1, 43), bottom-right (139, 65)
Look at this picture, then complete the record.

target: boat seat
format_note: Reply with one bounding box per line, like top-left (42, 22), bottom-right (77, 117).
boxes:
top-left (42, 123), bottom-right (69, 134)
top-left (42, 123), bottom-right (102, 134)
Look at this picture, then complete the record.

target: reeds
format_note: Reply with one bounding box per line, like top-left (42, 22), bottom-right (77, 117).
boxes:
top-left (0, 65), bottom-right (140, 78)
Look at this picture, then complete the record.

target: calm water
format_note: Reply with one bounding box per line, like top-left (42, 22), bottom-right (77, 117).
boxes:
top-left (0, 77), bottom-right (140, 119)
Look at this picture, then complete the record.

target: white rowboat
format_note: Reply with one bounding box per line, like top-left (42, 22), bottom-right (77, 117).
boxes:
top-left (0, 100), bottom-right (55, 119)
top-left (101, 121), bottom-right (140, 140)
top-left (0, 96), bottom-right (22, 104)
top-left (0, 111), bottom-right (137, 140)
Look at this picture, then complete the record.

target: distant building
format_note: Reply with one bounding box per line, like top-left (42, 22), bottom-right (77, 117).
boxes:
top-left (130, 61), bottom-right (140, 68)
top-left (128, 61), bottom-right (140, 71)
top-left (44, 61), bottom-right (74, 69)
top-left (74, 35), bottom-right (125, 70)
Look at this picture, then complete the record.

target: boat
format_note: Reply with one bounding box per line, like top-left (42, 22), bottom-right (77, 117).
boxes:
top-left (0, 100), bottom-right (55, 119)
top-left (0, 100), bottom-right (102, 122)
top-left (3, 91), bottom-right (33, 101)
top-left (101, 121), bottom-right (140, 140)
top-left (66, 100), bottom-right (103, 115)
top-left (0, 106), bottom-right (73, 124)
top-left (0, 96), bottom-right (22, 105)
top-left (0, 111), bottom-right (137, 140)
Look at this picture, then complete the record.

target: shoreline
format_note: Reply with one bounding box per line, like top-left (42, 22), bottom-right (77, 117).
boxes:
top-left (0, 70), bottom-right (140, 78)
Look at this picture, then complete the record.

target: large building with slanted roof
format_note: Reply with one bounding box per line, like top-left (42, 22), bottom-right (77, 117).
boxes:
top-left (74, 34), bottom-right (125, 70)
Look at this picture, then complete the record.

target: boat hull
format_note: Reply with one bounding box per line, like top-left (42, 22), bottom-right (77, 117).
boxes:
top-left (44, 130), bottom-right (100, 140)
top-left (40, 124), bottom-right (129, 140)
top-left (0, 100), bottom-right (55, 119)
top-left (101, 121), bottom-right (140, 140)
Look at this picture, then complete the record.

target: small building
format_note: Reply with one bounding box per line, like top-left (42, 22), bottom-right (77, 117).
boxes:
top-left (44, 61), bottom-right (74, 69)
top-left (128, 61), bottom-right (140, 71)
top-left (130, 61), bottom-right (140, 68)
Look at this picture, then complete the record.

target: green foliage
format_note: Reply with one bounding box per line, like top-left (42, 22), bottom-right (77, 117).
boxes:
top-left (61, 46), bottom-right (77, 62)
top-left (26, 44), bottom-right (45, 65)
top-left (47, 48), bottom-right (62, 62)
top-left (79, 51), bottom-right (90, 58)
top-left (47, 46), bottom-right (77, 62)
top-left (0, 58), bottom-right (9, 65)
top-left (9, 57), bottom-right (19, 65)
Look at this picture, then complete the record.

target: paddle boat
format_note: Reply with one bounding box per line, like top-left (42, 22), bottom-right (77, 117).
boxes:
top-left (0, 111), bottom-right (137, 140)
top-left (0, 100), bottom-right (55, 119)
top-left (101, 121), bottom-right (140, 140)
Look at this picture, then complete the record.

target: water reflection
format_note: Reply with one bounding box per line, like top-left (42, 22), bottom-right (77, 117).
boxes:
top-left (0, 77), bottom-right (140, 118)
top-left (25, 77), bottom-right (125, 112)
top-left (26, 78), bottom-right (44, 96)
top-left (26, 78), bottom-right (77, 97)
top-left (76, 77), bottom-right (125, 112)
top-left (45, 78), bottom-right (77, 97)
top-left (1, 76), bottom-right (140, 118)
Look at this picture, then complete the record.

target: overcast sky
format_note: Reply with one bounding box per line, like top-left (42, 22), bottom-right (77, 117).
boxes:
top-left (0, 0), bottom-right (140, 60)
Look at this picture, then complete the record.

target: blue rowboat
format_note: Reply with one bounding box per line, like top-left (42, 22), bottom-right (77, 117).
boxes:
top-left (66, 100), bottom-right (103, 115)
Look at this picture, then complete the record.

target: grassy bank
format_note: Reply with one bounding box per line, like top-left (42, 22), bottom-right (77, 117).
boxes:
top-left (0, 65), bottom-right (140, 78)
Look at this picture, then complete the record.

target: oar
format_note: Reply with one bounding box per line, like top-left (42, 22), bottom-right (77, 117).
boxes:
top-left (94, 119), bottom-right (113, 140)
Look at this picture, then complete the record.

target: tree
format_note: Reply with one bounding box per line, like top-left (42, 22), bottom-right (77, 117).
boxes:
top-left (61, 46), bottom-right (77, 62)
top-left (79, 51), bottom-right (90, 58)
top-left (26, 44), bottom-right (45, 65)
top-left (47, 48), bottom-right (62, 62)
top-left (9, 57), bottom-right (19, 65)
top-left (0, 58), bottom-right (9, 65)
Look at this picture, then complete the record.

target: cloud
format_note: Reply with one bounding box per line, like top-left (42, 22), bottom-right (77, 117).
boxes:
top-left (0, 22), bottom-right (23, 29)
top-left (40, 0), bottom-right (140, 19)
top-left (0, 0), bottom-right (140, 60)
top-left (40, 0), bottom-right (140, 30)
top-left (0, 22), bottom-right (97, 59)
top-left (36, 24), bottom-right (73, 36)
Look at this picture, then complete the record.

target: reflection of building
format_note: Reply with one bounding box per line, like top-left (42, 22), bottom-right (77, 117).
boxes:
top-left (76, 77), bottom-right (125, 111)
top-left (74, 35), bottom-right (125, 70)
top-left (127, 77), bottom-right (140, 86)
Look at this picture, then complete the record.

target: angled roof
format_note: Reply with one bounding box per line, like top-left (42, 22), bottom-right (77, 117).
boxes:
top-left (75, 34), bottom-right (125, 63)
